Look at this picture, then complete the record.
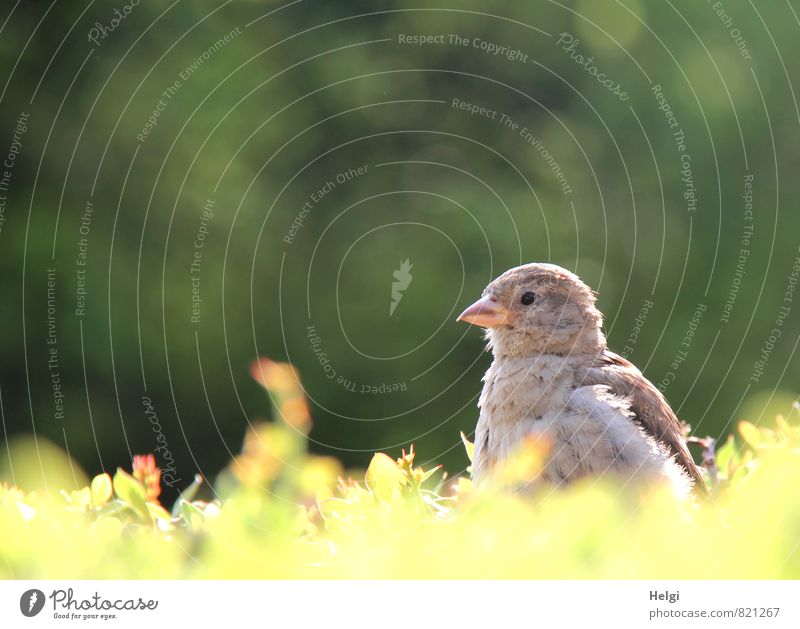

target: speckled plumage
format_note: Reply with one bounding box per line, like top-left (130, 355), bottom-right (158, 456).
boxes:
top-left (460, 263), bottom-right (704, 498)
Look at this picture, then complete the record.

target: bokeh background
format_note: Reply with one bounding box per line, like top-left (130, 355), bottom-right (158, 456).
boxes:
top-left (1, 0), bottom-right (799, 499)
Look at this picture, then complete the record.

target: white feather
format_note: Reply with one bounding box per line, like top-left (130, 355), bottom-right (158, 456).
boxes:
top-left (473, 354), bottom-right (692, 499)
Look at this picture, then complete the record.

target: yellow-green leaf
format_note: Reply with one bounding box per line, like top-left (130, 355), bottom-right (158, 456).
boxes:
top-left (365, 453), bottom-right (407, 501)
top-left (147, 502), bottom-right (172, 522)
top-left (715, 434), bottom-right (739, 477)
top-left (739, 421), bottom-right (762, 449)
top-left (180, 500), bottom-right (205, 530)
top-left (67, 487), bottom-right (91, 509)
top-left (90, 473), bottom-right (113, 506)
top-left (113, 468), bottom-right (151, 523)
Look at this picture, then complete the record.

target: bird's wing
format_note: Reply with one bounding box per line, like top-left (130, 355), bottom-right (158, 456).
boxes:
top-left (581, 350), bottom-right (706, 493)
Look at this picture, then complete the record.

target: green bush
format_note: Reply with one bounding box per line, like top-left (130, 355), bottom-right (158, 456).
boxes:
top-left (2, 359), bottom-right (798, 579)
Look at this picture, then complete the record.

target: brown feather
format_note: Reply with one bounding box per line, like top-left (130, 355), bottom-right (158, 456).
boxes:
top-left (582, 350), bottom-right (707, 495)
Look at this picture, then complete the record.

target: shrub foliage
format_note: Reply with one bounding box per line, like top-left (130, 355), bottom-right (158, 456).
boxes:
top-left (2, 359), bottom-right (799, 579)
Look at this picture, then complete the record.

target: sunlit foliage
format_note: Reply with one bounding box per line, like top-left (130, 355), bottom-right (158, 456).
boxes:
top-left (1, 361), bottom-right (798, 579)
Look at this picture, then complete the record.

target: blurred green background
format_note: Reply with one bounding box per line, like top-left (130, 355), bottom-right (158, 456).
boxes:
top-left (1, 0), bottom-right (799, 498)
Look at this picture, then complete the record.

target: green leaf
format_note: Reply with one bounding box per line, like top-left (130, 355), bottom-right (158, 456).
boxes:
top-left (95, 501), bottom-right (128, 518)
top-left (91, 473), bottom-right (113, 506)
top-left (171, 474), bottom-right (204, 518)
top-left (147, 502), bottom-right (173, 522)
top-left (113, 468), bottom-right (152, 524)
top-left (365, 453), bottom-right (407, 501)
top-left (715, 434), bottom-right (739, 477)
top-left (180, 500), bottom-right (205, 530)
top-left (418, 466), bottom-right (442, 485)
top-left (739, 421), bottom-right (762, 449)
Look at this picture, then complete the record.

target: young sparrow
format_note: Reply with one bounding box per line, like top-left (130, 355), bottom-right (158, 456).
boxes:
top-left (458, 263), bottom-right (705, 498)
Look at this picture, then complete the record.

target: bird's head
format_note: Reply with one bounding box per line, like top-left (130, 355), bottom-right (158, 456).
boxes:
top-left (457, 263), bottom-right (605, 357)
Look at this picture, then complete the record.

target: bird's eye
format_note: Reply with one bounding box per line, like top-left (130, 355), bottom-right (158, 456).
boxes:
top-left (520, 291), bottom-right (536, 305)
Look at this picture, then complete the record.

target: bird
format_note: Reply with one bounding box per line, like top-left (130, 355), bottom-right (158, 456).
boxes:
top-left (457, 262), bottom-right (705, 498)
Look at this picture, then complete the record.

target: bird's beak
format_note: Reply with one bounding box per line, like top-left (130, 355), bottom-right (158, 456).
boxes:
top-left (457, 295), bottom-right (510, 328)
